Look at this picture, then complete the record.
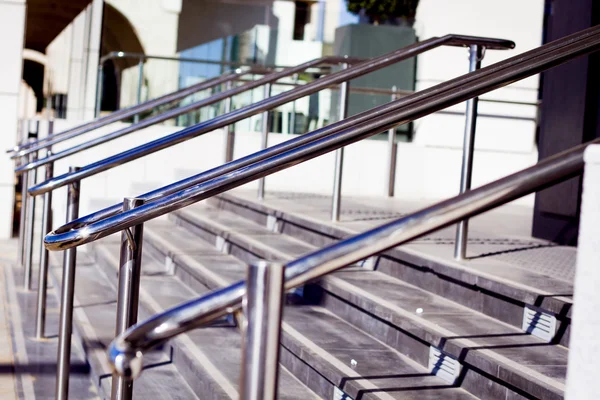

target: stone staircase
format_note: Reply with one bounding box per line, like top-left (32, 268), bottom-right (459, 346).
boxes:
top-left (45, 191), bottom-right (571, 399)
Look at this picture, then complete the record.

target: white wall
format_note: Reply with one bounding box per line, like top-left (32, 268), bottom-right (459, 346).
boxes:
top-left (45, 0), bottom-right (104, 120)
top-left (109, 0), bottom-right (181, 108)
top-left (45, 118), bottom-right (535, 230)
top-left (0, 0), bottom-right (26, 239)
top-left (413, 0), bottom-right (544, 154)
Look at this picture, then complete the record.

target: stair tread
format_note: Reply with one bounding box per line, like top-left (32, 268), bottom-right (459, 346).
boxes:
top-left (140, 223), bottom-right (478, 399)
top-left (215, 192), bottom-right (574, 317)
top-left (93, 243), bottom-right (322, 400)
top-left (48, 255), bottom-right (200, 400)
top-left (169, 203), bottom-right (567, 398)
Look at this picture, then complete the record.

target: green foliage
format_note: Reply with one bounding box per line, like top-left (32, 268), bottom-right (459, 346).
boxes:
top-left (346, 0), bottom-right (420, 23)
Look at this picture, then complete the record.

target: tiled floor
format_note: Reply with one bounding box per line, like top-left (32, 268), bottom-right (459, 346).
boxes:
top-left (231, 190), bottom-right (576, 291)
top-left (0, 240), bottom-right (18, 400)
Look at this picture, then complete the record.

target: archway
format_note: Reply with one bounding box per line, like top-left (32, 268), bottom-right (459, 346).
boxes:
top-left (98, 3), bottom-right (145, 112)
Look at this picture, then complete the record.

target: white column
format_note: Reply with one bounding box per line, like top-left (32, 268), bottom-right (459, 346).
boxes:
top-left (0, 0), bottom-right (26, 239)
top-left (66, 11), bottom-right (87, 120)
top-left (82, 0), bottom-right (104, 120)
top-left (565, 144), bottom-right (600, 400)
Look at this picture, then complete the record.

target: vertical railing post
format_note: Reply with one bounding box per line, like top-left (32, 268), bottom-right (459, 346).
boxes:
top-left (289, 73), bottom-right (298, 135)
top-left (387, 86), bottom-right (399, 197)
top-left (454, 45), bottom-right (484, 260)
top-left (23, 149), bottom-right (38, 289)
top-left (17, 135), bottom-right (32, 268)
top-left (35, 149), bottom-right (54, 339)
top-left (111, 197), bottom-right (145, 400)
top-left (240, 261), bottom-right (285, 400)
top-left (134, 57), bottom-right (144, 123)
top-left (257, 83), bottom-right (272, 200)
top-left (224, 81), bottom-right (236, 163)
top-left (55, 168), bottom-right (81, 400)
top-left (35, 150), bottom-right (54, 337)
top-left (331, 63), bottom-right (350, 222)
top-left (95, 63), bottom-right (104, 118)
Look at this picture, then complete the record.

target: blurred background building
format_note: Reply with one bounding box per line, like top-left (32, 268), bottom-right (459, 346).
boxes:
top-left (1, 0), bottom-right (548, 240)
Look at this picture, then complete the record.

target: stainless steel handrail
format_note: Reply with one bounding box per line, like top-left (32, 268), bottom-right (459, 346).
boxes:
top-left (15, 56), bottom-right (360, 175)
top-left (42, 26), bottom-right (600, 251)
top-left (8, 69), bottom-right (267, 158)
top-left (25, 34), bottom-right (514, 192)
top-left (108, 132), bottom-right (592, 378)
top-left (100, 51), bottom-right (333, 71)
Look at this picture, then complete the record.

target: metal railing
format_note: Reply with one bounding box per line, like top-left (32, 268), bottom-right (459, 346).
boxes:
top-left (19, 34), bottom-right (523, 400)
top-left (93, 26), bottom-right (600, 399)
top-left (9, 68), bottom-right (266, 159)
top-left (96, 51), bottom-right (335, 122)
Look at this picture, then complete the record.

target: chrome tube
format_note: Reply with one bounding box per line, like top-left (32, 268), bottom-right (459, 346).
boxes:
top-left (240, 261), bottom-right (285, 400)
top-left (107, 134), bottom-right (592, 377)
top-left (95, 64), bottom-right (104, 118)
top-left (290, 74), bottom-right (298, 135)
top-left (35, 152), bottom-right (54, 338)
top-left (112, 198), bottom-right (145, 400)
top-left (331, 63), bottom-right (350, 221)
top-left (387, 87), bottom-right (399, 197)
top-left (17, 136), bottom-right (31, 267)
top-left (23, 150), bottom-right (38, 289)
top-left (15, 69), bottom-right (269, 174)
top-left (55, 168), bottom-right (80, 400)
top-left (134, 59), bottom-right (144, 123)
top-left (43, 27), bottom-right (600, 250)
top-left (11, 71), bottom-right (257, 160)
top-left (28, 35), bottom-right (515, 190)
top-left (455, 44), bottom-right (484, 260)
top-left (257, 83), bottom-right (272, 200)
top-left (223, 81), bottom-right (235, 163)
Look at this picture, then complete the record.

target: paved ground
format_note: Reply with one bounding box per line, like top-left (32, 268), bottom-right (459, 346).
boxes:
top-left (0, 239), bottom-right (98, 400)
top-left (0, 240), bottom-right (21, 400)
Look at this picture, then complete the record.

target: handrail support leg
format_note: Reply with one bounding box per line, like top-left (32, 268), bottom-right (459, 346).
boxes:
top-left (23, 149), bottom-right (38, 289)
top-left (455, 44), bottom-right (485, 260)
top-left (240, 261), bottom-right (285, 400)
top-left (257, 83), bottom-right (273, 200)
top-left (331, 63), bottom-right (350, 222)
top-left (35, 150), bottom-right (54, 338)
top-left (111, 197), bottom-right (145, 400)
top-left (55, 168), bottom-right (81, 400)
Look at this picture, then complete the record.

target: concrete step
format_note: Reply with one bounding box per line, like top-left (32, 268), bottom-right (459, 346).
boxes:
top-left (89, 240), bottom-right (320, 400)
top-left (47, 248), bottom-right (201, 400)
top-left (139, 220), bottom-right (478, 400)
top-left (207, 192), bottom-right (572, 349)
top-left (163, 202), bottom-right (567, 400)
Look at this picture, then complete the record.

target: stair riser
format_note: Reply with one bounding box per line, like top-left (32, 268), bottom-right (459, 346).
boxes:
top-left (92, 245), bottom-right (236, 400)
top-left (143, 234), bottom-right (375, 400)
top-left (207, 196), bottom-right (571, 348)
top-left (169, 209), bottom-right (563, 400)
top-left (314, 286), bottom-right (557, 400)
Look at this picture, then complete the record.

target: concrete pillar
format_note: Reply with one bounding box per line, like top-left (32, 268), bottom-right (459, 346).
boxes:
top-left (66, 11), bottom-right (87, 120)
top-left (64, 0), bottom-right (103, 121)
top-left (565, 144), bottom-right (600, 399)
top-left (82, 0), bottom-right (104, 120)
top-left (0, 0), bottom-right (26, 239)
